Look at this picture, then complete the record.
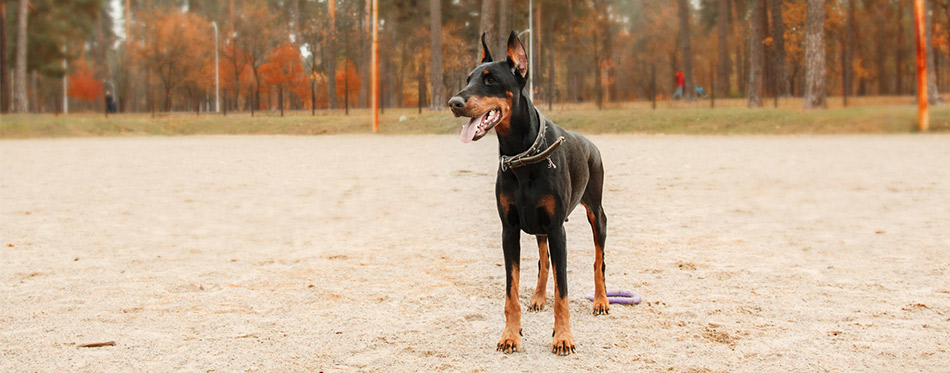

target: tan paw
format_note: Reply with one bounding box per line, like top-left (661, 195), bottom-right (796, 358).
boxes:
top-left (496, 329), bottom-right (522, 354)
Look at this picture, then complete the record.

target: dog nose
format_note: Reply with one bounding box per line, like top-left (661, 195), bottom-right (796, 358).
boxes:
top-left (448, 96), bottom-right (466, 111)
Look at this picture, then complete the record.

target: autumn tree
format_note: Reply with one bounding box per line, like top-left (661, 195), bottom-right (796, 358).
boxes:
top-left (66, 59), bottom-right (104, 103)
top-left (234, 0), bottom-right (277, 114)
top-left (803, 0), bottom-right (826, 109)
top-left (260, 43), bottom-right (305, 116)
top-left (135, 9), bottom-right (213, 111)
top-left (220, 42), bottom-right (250, 112)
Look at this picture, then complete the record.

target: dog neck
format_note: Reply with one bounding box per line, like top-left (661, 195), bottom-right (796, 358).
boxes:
top-left (497, 91), bottom-right (540, 157)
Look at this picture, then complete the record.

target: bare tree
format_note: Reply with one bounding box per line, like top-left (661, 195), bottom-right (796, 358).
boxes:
top-left (717, 0), bottom-right (731, 97)
top-left (804, 0), bottom-right (826, 109)
top-left (429, 0), bottom-right (444, 109)
top-left (677, 0), bottom-right (696, 101)
top-left (747, 0), bottom-right (765, 107)
top-left (13, 0), bottom-right (28, 113)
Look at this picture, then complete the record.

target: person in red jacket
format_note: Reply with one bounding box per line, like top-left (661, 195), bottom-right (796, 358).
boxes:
top-left (673, 71), bottom-right (684, 100)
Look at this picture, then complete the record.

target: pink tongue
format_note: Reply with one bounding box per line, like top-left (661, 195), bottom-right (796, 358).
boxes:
top-left (460, 112), bottom-right (487, 143)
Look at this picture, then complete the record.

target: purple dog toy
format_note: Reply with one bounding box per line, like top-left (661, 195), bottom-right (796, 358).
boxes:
top-left (585, 290), bottom-right (642, 305)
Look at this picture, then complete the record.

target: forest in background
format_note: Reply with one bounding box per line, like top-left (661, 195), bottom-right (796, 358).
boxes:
top-left (0, 0), bottom-right (947, 115)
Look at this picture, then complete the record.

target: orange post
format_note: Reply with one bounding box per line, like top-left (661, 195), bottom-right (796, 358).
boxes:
top-left (371, 0), bottom-right (379, 133)
top-left (914, 0), bottom-right (929, 131)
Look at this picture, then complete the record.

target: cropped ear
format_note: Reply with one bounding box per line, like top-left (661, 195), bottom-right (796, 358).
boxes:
top-left (480, 32), bottom-right (493, 63)
top-left (506, 31), bottom-right (528, 79)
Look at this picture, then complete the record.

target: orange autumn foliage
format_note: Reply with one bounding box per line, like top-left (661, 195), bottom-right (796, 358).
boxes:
top-left (335, 59), bottom-right (361, 106)
top-left (260, 43), bottom-right (305, 89)
top-left (67, 60), bottom-right (103, 102)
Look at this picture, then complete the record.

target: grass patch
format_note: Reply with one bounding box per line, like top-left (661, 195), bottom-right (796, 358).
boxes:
top-left (2, 105), bottom-right (948, 139)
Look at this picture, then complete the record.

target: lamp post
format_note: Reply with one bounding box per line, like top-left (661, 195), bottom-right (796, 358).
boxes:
top-left (518, 0), bottom-right (535, 103)
top-left (212, 21), bottom-right (219, 113)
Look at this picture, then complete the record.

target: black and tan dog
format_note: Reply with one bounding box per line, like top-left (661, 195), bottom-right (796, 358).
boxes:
top-left (448, 32), bottom-right (609, 356)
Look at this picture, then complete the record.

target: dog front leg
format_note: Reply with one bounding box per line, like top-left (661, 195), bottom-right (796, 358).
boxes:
top-left (547, 225), bottom-right (575, 355)
top-left (496, 225), bottom-right (522, 353)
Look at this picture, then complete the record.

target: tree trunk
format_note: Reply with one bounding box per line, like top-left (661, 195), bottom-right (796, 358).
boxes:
top-left (13, 0), bottom-right (29, 113)
top-left (747, 0), bottom-right (765, 107)
top-left (123, 0), bottom-right (133, 113)
top-left (896, 0), bottom-right (905, 94)
top-left (804, 0), bottom-right (826, 109)
top-left (429, 0), bottom-right (444, 109)
top-left (845, 0), bottom-right (855, 99)
top-left (328, 0), bottom-right (337, 109)
top-left (770, 0), bottom-right (788, 97)
top-left (925, 0), bottom-right (939, 104)
top-left (716, 0), bottom-right (731, 97)
top-left (1, 3), bottom-right (9, 113)
top-left (359, 0), bottom-right (370, 108)
top-left (566, 0), bottom-right (578, 102)
top-left (677, 0), bottom-right (696, 101)
top-left (875, 6), bottom-right (888, 95)
top-left (418, 65), bottom-right (425, 114)
top-left (498, 0), bottom-right (508, 53)
top-left (479, 0), bottom-right (496, 53)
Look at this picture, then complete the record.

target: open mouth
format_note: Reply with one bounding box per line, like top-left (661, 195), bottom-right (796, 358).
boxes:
top-left (460, 108), bottom-right (502, 143)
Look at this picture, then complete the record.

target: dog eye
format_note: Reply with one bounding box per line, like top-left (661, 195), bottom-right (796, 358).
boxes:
top-left (485, 76), bottom-right (496, 85)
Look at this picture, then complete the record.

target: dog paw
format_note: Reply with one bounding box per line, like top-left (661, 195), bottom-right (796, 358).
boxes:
top-left (528, 294), bottom-right (546, 312)
top-left (551, 333), bottom-right (575, 356)
top-left (592, 297), bottom-right (610, 316)
top-left (496, 330), bottom-right (522, 354)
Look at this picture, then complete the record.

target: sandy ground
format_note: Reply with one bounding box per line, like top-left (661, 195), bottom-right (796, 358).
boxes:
top-left (1, 134), bottom-right (949, 371)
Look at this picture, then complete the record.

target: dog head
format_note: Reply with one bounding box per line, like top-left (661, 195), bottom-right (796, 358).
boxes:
top-left (448, 31), bottom-right (528, 143)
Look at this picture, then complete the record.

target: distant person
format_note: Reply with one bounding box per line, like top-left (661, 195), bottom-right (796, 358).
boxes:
top-left (695, 85), bottom-right (708, 98)
top-left (673, 71), bottom-right (684, 100)
top-left (105, 91), bottom-right (117, 113)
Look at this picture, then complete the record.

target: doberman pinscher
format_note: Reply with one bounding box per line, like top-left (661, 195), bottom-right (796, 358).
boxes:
top-left (448, 32), bottom-right (609, 356)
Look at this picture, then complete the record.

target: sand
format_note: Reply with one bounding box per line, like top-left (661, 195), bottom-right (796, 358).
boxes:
top-left (1, 134), bottom-right (949, 371)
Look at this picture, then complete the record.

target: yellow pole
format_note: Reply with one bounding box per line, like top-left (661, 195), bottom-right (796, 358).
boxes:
top-left (914, 0), bottom-right (929, 132)
top-left (371, 0), bottom-right (379, 133)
